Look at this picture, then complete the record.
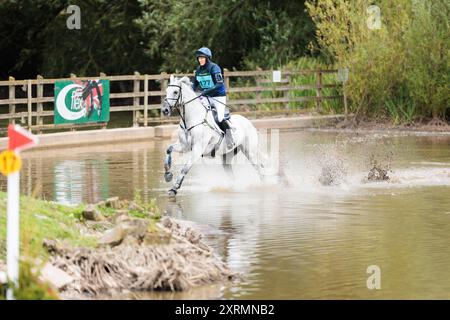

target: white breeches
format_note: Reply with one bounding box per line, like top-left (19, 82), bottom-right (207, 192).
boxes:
top-left (209, 96), bottom-right (227, 122)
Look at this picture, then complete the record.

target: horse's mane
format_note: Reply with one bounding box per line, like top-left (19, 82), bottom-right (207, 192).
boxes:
top-left (178, 76), bottom-right (192, 88)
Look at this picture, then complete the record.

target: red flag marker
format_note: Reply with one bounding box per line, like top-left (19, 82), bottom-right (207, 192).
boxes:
top-left (7, 124), bottom-right (38, 152)
top-left (4, 125), bottom-right (38, 299)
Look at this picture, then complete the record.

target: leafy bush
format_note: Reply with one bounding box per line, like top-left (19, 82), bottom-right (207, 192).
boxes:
top-left (306, 0), bottom-right (449, 122)
top-left (404, 1), bottom-right (450, 119)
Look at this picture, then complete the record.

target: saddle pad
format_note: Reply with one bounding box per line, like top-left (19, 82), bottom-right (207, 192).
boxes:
top-left (198, 96), bottom-right (224, 134)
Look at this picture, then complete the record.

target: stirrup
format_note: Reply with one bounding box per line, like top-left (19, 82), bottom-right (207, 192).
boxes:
top-left (225, 133), bottom-right (235, 149)
top-left (226, 141), bottom-right (235, 149)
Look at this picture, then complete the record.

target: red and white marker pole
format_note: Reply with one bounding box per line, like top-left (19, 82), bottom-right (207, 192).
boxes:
top-left (6, 171), bottom-right (20, 300)
top-left (2, 125), bottom-right (38, 300)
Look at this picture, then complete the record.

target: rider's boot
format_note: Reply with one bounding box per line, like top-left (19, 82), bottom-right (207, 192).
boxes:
top-left (221, 119), bottom-right (235, 149)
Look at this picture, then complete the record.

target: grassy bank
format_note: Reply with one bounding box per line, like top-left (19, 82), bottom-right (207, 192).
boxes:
top-left (0, 192), bottom-right (161, 299)
top-left (0, 192), bottom-right (97, 299)
top-left (0, 192), bottom-right (97, 262)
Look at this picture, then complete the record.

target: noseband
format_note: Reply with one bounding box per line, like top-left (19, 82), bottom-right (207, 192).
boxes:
top-left (163, 83), bottom-right (211, 132)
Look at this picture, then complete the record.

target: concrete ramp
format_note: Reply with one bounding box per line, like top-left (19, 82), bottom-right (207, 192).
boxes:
top-left (0, 115), bottom-right (346, 151)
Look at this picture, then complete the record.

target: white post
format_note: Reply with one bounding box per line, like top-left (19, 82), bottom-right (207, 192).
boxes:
top-left (6, 171), bottom-right (20, 300)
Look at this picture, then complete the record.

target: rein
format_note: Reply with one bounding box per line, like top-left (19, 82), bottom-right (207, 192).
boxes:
top-left (165, 84), bottom-right (218, 132)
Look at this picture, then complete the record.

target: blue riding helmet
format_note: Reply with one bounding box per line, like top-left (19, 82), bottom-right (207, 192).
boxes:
top-left (195, 47), bottom-right (212, 60)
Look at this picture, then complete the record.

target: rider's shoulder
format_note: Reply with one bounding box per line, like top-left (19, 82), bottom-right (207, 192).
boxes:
top-left (208, 62), bottom-right (222, 73)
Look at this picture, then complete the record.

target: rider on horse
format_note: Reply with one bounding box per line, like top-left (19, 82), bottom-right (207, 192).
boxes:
top-left (192, 47), bottom-right (235, 149)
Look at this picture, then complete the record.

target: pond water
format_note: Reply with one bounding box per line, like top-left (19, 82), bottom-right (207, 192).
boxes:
top-left (4, 129), bottom-right (450, 299)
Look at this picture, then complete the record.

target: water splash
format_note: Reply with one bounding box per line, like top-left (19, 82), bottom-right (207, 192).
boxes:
top-left (364, 167), bottom-right (450, 188)
top-left (365, 153), bottom-right (392, 182)
top-left (318, 153), bottom-right (348, 186)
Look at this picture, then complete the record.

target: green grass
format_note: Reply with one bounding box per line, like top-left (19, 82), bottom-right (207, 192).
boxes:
top-left (0, 192), bottom-right (98, 299)
top-left (132, 190), bottom-right (161, 218)
top-left (384, 88), bottom-right (417, 125)
top-left (0, 191), bottom-right (163, 299)
top-left (0, 192), bottom-right (97, 261)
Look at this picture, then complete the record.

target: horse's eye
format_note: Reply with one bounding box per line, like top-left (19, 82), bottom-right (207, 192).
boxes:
top-left (173, 91), bottom-right (178, 95)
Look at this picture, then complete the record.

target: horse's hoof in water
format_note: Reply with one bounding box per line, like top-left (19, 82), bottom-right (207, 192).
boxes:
top-left (164, 172), bottom-right (173, 182)
top-left (168, 189), bottom-right (177, 197)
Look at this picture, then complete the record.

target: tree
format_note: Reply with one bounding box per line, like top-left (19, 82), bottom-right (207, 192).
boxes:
top-left (0, 0), bottom-right (150, 79)
top-left (0, 0), bottom-right (316, 78)
top-left (0, 0), bottom-right (68, 79)
top-left (136, 0), bottom-right (315, 72)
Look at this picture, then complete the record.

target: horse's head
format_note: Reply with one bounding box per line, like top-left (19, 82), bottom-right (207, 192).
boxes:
top-left (161, 75), bottom-right (191, 117)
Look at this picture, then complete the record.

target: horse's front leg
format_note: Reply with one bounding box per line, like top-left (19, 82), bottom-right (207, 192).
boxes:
top-left (168, 144), bottom-right (204, 197)
top-left (164, 142), bottom-right (184, 182)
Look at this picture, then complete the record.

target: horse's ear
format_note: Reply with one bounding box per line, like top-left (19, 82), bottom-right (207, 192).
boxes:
top-left (180, 76), bottom-right (191, 86)
top-left (170, 74), bottom-right (175, 83)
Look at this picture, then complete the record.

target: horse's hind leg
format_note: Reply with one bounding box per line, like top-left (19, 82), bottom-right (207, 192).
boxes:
top-left (222, 151), bottom-right (235, 180)
top-left (239, 143), bottom-right (265, 180)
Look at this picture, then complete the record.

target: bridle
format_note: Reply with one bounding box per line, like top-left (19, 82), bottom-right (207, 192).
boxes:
top-left (164, 83), bottom-right (217, 132)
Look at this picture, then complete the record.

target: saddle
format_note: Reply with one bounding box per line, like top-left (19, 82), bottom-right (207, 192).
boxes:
top-left (199, 96), bottom-right (229, 134)
top-left (198, 97), bottom-right (236, 158)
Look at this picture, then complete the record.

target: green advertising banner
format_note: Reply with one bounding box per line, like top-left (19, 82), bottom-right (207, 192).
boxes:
top-left (54, 79), bottom-right (110, 124)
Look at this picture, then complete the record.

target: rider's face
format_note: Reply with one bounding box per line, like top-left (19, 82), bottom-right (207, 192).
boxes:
top-left (198, 56), bottom-right (207, 66)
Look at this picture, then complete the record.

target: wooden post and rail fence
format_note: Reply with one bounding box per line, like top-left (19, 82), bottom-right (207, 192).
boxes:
top-left (0, 69), bottom-right (346, 134)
